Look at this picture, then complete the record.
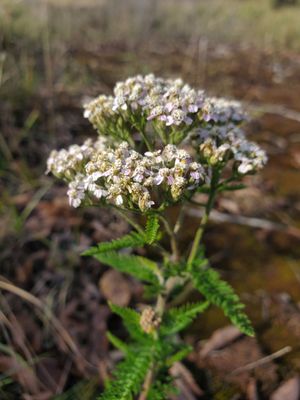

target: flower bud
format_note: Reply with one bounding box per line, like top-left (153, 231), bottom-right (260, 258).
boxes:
top-left (140, 307), bottom-right (161, 334)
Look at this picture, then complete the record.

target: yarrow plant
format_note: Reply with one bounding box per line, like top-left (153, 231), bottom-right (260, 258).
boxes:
top-left (47, 74), bottom-right (267, 399)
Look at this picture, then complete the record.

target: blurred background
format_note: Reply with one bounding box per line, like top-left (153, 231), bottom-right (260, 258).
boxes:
top-left (1, 0), bottom-right (300, 398)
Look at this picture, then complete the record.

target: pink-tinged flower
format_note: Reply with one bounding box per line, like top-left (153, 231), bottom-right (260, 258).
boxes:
top-left (188, 104), bottom-right (198, 113)
top-left (164, 102), bottom-right (174, 113)
top-left (190, 171), bottom-right (201, 180)
top-left (167, 175), bottom-right (175, 185)
top-left (154, 175), bottom-right (164, 185)
top-left (122, 168), bottom-right (132, 176)
top-left (184, 116), bottom-right (193, 125)
top-left (165, 116), bottom-right (174, 126)
top-left (147, 105), bottom-right (164, 120)
top-left (203, 113), bottom-right (212, 122)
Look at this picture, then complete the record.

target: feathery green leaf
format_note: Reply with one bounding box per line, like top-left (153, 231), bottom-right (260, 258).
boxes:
top-left (145, 214), bottom-right (160, 244)
top-left (190, 264), bottom-right (255, 336)
top-left (99, 345), bottom-right (154, 400)
top-left (83, 214), bottom-right (161, 258)
top-left (218, 183), bottom-right (247, 192)
top-left (53, 378), bottom-right (98, 400)
top-left (94, 251), bottom-right (160, 284)
top-left (107, 331), bottom-right (129, 354)
top-left (166, 345), bottom-right (193, 367)
top-left (109, 303), bottom-right (146, 341)
top-left (147, 381), bottom-right (177, 400)
top-left (81, 232), bottom-right (146, 256)
top-left (160, 302), bottom-right (209, 335)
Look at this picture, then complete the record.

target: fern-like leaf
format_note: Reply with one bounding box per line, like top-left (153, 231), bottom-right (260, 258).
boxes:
top-left (109, 303), bottom-right (146, 341)
top-left (160, 302), bottom-right (209, 335)
top-left (147, 376), bottom-right (178, 400)
top-left (219, 183), bottom-right (246, 192)
top-left (107, 331), bottom-right (129, 354)
top-left (190, 264), bottom-right (254, 336)
top-left (53, 378), bottom-right (98, 400)
top-left (94, 251), bottom-right (160, 284)
top-left (166, 345), bottom-right (193, 367)
top-left (99, 346), bottom-right (154, 400)
top-left (82, 232), bottom-right (145, 256)
top-left (83, 215), bottom-right (161, 257)
top-left (145, 214), bottom-right (160, 244)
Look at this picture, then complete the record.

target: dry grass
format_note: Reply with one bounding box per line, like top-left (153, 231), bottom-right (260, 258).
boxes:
top-left (1, 0), bottom-right (300, 51)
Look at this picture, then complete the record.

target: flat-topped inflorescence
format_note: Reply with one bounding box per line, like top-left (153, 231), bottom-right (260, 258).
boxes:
top-left (83, 74), bottom-right (247, 146)
top-left (49, 74), bottom-right (267, 211)
top-left (47, 140), bottom-right (205, 212)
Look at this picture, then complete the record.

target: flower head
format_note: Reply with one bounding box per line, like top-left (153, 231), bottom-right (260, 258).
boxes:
top-left (83, 74), bottom-right (247, 146)
top-left (194, 124), bottom-right (267, 174)
top-left (48, 74), bottom-right (267, 212)
top-left (47, 139), bottom-right (206, 212)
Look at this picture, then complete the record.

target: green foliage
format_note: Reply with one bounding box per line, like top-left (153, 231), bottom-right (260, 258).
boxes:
top-left (82, 232), bottom-right (146, 256)
top-left (82, 215), bottom-right (160, 256)
top-left (53, 378), bottom-right (99, 400)
top-left (190, 263), bottom-right (254, 336)
top-left (164, 261), bottom-right (187, 278)
top-left (99, 345), bottom-right (154, 400)
top-left (94, 251), bottom-right (160, 285)
top-left (107, 331), bottom-right (129, 354)
top-left (105, 303), bottom-right (185, 400)
top-left (165, 345), bottom-right (193, 367)
top-left (160, 302), bottom-right (209, 335)
top-left (147, 380), bottom-right (177, 400)
top-left (145, 214), bottom-right (160, 244)
top-left (218, 183), bottom-right (246, 192)
top-left (109, 303), bottom-right (147, 341)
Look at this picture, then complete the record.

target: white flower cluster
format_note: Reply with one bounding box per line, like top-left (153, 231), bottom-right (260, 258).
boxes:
top-left (200, 97), bottom-right (246, 124)
top-left (46, 137), bottom-right (107, 179)
top-left (112, 74), bottom-right (204, 127)
top-left (47, 140), bottom-right (205, 212)
top-left (83, 95), bottom-right (115, 133)
top-left (48, 75), bottom-right (266, 212)
top-left (195, 124), bottom-right (267, 174)
top-left (83, 75), bottom-right (247, 145)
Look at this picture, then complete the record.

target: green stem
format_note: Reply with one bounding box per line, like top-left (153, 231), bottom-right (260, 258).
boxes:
top-left (187, 168), bottom-right (220, 267)
top-left (132, 117), bottom-right (153, 151)
top-left (159, 215), bottom-right (180, 262)
top-left (139, 212), bottom-right (181, 398)
top-left (187, 213), bottom-right (209, 266)
top-left (140, 130), bottom-right (153, 152)
top-left (115, 208), bottom-right (144, 234)
top-left (127, 134), bottom-right (136, 149)
top-left (174, 205), bottom-right (185, 235)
